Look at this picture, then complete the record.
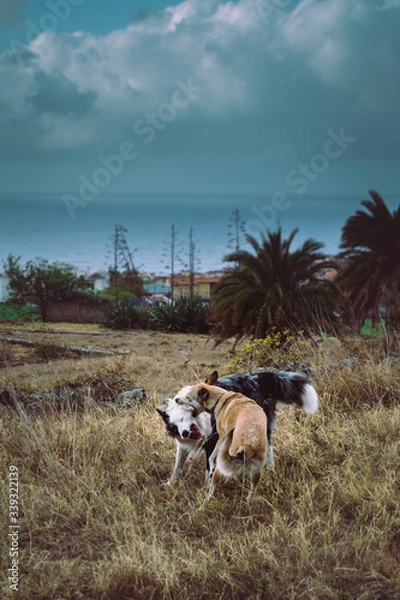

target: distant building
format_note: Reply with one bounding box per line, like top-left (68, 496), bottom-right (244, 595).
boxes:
top-left (168, 276), bottom-right (220, 301)
top-left (87, 271), bottom-right (109, 292)
top-left (143, 282), bottom-right (171, 296)
top-left (317, 257), bottom-right (347, 281)
top-left (319, 268), bottom-right (338, 282)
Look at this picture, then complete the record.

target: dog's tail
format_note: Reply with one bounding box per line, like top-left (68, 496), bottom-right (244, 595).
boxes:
top-left (301, 382), bottom-right (319, 414)
top-left (256, 371), bottom-right (319, 414)
top-left (219, 431), bottom-right (265, 476)
top-left (219, 431), bottom-right (246, 462)
top-left (228, 432), bottom-right (260, 461)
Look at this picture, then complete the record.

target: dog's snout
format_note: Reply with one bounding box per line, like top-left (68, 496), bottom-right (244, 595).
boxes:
top-left (182, 430), bottom-right (189, 438)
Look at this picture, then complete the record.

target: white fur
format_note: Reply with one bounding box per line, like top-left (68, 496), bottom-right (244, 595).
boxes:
top-left (301, 383), bottom-right (319, 414)
top-left (164, 395), bottom-right (200, 439)
top-left (161, 392), bottom-right (213, 486)
top-left (173, 385), bottom-right (194, 404)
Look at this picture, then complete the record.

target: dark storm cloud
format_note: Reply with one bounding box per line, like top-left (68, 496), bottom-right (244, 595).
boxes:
top-left (0, 0), bottom-right (399, 192)
top-left (29, 69), bottom-right (97, 117)
top-left (131, 8), bottom-right (156, 22)
top-left (0, 0), bottom-right (29, 24)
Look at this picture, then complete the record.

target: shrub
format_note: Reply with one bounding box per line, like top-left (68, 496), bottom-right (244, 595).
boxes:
top-left (229, 329), bottom-right (313, 373)
top-left (103, 299), bottom-right (149, 330)
top-left (150, 302), bottom-right (183, 332)
top-left (150, 296), bottom-right (209, 333)
top-left (0, 302), bottom-right (41, 322)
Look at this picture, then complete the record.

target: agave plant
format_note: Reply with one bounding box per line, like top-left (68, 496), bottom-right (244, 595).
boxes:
top-left (150, 296), bottom-right (209, 333)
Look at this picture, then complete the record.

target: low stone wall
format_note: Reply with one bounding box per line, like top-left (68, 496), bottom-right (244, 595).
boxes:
top-left (47, 300), bottom-right (107, 324)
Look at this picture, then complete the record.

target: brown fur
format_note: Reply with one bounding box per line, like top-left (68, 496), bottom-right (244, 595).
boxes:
top-left (185, 383), bottom-right (267, 503)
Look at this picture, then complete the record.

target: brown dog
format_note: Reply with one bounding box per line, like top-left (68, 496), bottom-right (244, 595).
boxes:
top-left (179, 382), bottom-right (267, 503)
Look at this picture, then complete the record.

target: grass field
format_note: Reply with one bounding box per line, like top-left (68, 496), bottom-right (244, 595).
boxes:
top-left (0, 325), bottom-right (399, 600)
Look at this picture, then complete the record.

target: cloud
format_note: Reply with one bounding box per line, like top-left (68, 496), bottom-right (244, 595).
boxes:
top-left (130, 8), bottom-right (155, 23)
top-left (0, 0), bottom-right (29, 24)
top-left (29, 69), bottom-right (97, 117)
top-left (0, 0), bottom-right (399, 175)
top-left (0, 48), bottom-right (98, 157)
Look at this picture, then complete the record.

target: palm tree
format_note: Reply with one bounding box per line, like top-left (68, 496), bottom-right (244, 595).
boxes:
top-left (338, 191), bottom-right (400, 331)
top-left (211, 228), bottom-right (341, 343)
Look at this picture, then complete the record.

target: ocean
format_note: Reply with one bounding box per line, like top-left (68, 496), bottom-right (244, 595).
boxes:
top-left (0, 193), bottom-right (397, 275)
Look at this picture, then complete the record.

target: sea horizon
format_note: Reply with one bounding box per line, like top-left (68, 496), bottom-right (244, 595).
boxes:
top-left (1, 192), bottom-right (398, 276)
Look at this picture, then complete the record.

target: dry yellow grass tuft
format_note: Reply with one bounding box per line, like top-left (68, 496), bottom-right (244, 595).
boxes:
top-left (0, 326), bottom-right (399, 599)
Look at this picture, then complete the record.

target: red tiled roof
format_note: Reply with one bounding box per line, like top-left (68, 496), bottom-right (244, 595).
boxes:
top-left (172, 277), bottom-right (220, 286)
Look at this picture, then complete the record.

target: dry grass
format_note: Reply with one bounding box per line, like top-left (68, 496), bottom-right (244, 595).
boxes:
top-left (0, 325), bottom-right (399, 600)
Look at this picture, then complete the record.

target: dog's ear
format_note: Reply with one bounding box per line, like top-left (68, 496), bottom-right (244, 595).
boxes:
top-left (156, 408), bottom-right (168, 423)
top-left (198, 386), bottom-right (210, 403)
top-left (205, 371), bottom-right (218, 385)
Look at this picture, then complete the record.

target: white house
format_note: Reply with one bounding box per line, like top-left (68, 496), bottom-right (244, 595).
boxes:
top-left (87, 271), bottom-right (109, 292)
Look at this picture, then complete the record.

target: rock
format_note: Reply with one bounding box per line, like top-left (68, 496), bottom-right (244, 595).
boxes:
top-left (382, 356), bottom-right (399, 365)
top-left (341, 357), bottom-right (359, 367)
top-left (0, 379), bottom-right (147, 412)
top-left (117, 389), bottom-right (147, 406)
top-left (84, 396), bottom-right (97, 410)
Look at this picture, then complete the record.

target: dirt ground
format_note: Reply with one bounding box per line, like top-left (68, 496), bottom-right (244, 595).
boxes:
top-left (0, 323), bottom-right (235, 400)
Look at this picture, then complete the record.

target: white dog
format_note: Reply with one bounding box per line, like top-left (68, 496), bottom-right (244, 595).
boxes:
top-left (156, 387), bottom-right (215, 485)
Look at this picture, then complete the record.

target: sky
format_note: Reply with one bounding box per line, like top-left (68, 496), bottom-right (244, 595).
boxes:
top-left (0, 0), bottom-right (399, 200)
top-left (0, 0), bottom-right (399, 276)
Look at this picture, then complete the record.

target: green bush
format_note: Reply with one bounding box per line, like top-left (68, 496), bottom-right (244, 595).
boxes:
top-left (103, 299), bottom-right (149, 330)
top-left (0, 303), bottom-right (41, 322)
top-left (150, 296), bottom-right (209, 333)
top-left (229, 329), bottom-right (313, 372)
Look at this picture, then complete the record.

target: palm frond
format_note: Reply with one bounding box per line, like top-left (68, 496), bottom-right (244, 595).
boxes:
top-left (212, 227), bottom-right (342, 342)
